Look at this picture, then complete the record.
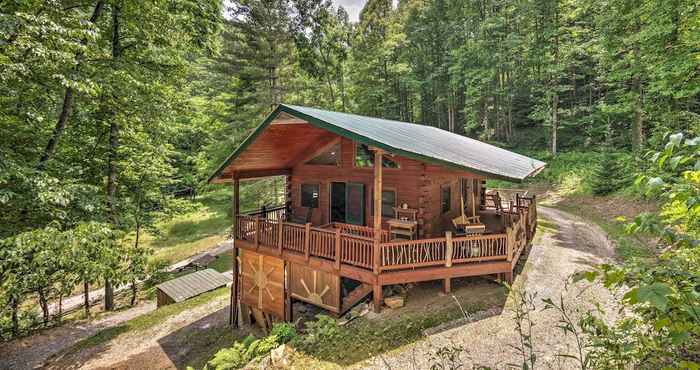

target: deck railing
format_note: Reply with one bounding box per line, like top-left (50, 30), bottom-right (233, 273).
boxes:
top-left (321, 222), bottom-right (391, 242)
top-left (235, 195), bottom-right (536, 273)
top-left (243, 204), bottom-right (286, 221)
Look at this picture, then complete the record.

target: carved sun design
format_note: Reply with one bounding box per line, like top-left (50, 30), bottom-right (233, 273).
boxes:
top-left (242, 255), bottom-right (282, 309)
top-left (300, 270), bottom-right (330, 306)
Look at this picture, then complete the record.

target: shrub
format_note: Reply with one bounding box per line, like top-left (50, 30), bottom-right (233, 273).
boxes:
top-left (207, 325), bottom-right (296, 370)
top-left (270, 322), bottom-right (298, 344)
top-left (207, 340), bottom-right (250, 370)
top-left (293, 314), bottom-right (340, 351)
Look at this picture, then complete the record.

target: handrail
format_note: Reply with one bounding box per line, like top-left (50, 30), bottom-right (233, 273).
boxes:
top-left (234, 196), bottom-right (537, 273)
top-left (242, 204), bottom-right (286, 219)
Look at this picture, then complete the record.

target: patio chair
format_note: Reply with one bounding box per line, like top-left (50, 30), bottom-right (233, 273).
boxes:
top-left (288, 207), bottom-right (312, 224)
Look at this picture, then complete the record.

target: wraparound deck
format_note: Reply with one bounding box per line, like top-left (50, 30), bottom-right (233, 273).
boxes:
top-left (233, 196), bottom-right (537, 289)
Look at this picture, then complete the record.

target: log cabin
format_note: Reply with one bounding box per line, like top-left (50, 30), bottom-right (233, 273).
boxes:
top-left (208, 104), bottom-right (546, 325)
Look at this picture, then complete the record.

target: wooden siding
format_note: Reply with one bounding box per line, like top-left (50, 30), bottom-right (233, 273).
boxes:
top-left (289, 136), bottom-right (483, 237)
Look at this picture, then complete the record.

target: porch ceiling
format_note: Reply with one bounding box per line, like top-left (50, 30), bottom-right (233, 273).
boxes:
top-left (212, 121), bottom-right (336, 182)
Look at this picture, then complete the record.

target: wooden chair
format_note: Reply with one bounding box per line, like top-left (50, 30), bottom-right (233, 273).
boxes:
top-left (288, 207), bottom-right (312, 224)
top-left (486, 191), bottom-right (505, 214)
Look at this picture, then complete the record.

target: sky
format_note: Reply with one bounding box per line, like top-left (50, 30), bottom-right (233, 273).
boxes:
top-left (332, 0), bottom-right (367, 23)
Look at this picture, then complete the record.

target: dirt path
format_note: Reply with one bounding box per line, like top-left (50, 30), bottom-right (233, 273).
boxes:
top-left (356, 206), bottom-right (620, 369)
top-left (43, 292), bottom-right (230, 370)
top-left (0, 303), bottom-right (156, 370)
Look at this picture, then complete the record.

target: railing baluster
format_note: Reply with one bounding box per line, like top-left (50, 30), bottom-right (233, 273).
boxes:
top-left (254, 216), bottom-right (260, 249)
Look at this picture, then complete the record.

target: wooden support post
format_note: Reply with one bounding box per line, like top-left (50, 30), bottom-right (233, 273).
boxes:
top-left (334, 228), bottom-right (341, 270)
top-left (277, 221), bottom-right (284, 255)
top-left (240, 303), bottom-right (251, 325)
top-left (254, 216), bottom-right (260, 249)
top-left (505, 271), bottom-right (514, 284)
top-left (285, 175), bottom-right (292, 220)
top-left (304, 222), bottom-right (311, 261)
top-left (373, 283), bottom-right (382, 313)
top-left (285, 293), bottom-right (292, 322)
top-left (445, 231), bottom-right (453, 267)
top-left (443, 278), bottom-right (451, 294)
top-left (230, 177), bottom-right (240, 328)
top-left (373, 149), bottom-right (384, 275)
top-left (506, 229), bottom-right (513, 262)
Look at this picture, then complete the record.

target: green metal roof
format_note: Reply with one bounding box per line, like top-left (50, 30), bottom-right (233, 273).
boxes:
top-left (210, 104), bottom-right (546, 182)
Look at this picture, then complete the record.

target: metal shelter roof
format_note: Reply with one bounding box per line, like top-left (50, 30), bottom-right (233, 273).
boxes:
top-left (156, 268), bottom-right (229, 303)
top-left (210, 104), bottom-right (546, 183)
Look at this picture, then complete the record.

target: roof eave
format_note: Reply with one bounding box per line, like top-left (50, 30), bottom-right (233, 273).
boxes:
top-left (208, 104), bottom-right (546, 184)
top-left (207, 106), bottom-right (283, 184)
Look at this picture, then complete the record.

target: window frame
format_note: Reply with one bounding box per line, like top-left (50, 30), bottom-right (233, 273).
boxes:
top-left (353, 142), bottom-right (400, 170)
top-left (371, 187), bottom-right (398, 218)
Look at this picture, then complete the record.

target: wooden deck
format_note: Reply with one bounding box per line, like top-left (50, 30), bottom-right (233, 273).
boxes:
top-left (234, 196), bottom-right (537, 287)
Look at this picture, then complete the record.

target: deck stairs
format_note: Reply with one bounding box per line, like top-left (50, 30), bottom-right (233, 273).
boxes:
top-left (340, 283), bottom-right (373, 314)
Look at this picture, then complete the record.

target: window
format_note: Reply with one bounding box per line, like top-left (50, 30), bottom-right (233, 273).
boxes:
top-left (381, 190), bottom-right (396, 217)
top-left (441, 185), bottom-right (451, 214)
top-left (370, 189), bottom-right (397, 218)
top-left (301, 184), bottom-right (319, 208)
top-left (354, 143), bottom-right (400, 168)
top-left (306, 142), bottom-right (340, 165)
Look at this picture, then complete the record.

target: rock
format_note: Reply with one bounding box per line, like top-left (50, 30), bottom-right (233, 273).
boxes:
top-left (384, 295), bottom-right (405, 309)
top-left (270, 344), bottom-right (293, 368)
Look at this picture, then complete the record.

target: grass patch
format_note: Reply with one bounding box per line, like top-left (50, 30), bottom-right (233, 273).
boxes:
top-left (209, 253), bottom-right (234, 273)
top-left (66, 287), bottom-right (229, 354)
top-left (294, 288), bottom-right (504, 366)
top-left (145, 189), bottom-right (232, 264)
top-left (181, 321), bottom-right (247, 369)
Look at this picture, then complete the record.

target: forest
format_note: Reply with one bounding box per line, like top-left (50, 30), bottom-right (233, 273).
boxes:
top-left (1, 0), bottom-right (699, 368)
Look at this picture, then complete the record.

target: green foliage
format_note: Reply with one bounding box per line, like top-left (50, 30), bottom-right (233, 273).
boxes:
top-left (292, 314), bottom-right (340, 351)
top-left (576, 133), bottom-right (700, 368)
top-left (591, 152), bottom-right (635, 196)
top-left (0, 221), bottom-right (149, 339)
top-left (270, 322), bottom-right (298, 344)
top-left (207, 340), bottom-right (250, 369)
top-left (207, 324), bottom-right (296, 370)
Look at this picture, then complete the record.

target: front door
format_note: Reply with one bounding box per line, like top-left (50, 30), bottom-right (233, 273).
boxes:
top-left (330, 182), bottom-right (365, 225)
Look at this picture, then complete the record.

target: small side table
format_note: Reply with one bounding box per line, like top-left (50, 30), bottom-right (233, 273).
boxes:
top-left (387, 219), bottom-right (418, 240)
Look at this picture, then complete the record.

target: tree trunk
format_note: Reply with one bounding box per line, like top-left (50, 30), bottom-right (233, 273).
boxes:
top-left (58, 294), bottom-right (63, 322)
top-left (37, 289), bottom-right (49, 325)
top-left (36, 0), bottom-right (105, 168)
top-left (130, 220), bottom-right (141, 306)
top-left (130, 279), bottom-right (137, 306)
top-left (10, 297), bottom-right (19, 336)
top-left (633, 77), bottom-right (644, 148)
top-left (104, 279), bottom-right (114, 311)
top-left (84, 281), bottom-right (90, 317)
top-left (104, 4), bottom-right (122, 312)
top-left (551, 93), bottom-right (558, 155)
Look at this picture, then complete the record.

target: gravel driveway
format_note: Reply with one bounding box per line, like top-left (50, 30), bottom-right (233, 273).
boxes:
top-left (356, 206), bottom-right (619, 370)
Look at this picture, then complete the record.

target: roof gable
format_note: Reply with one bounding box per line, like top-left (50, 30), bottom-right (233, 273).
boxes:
top-left (209, 104), bottom-right (546, 183)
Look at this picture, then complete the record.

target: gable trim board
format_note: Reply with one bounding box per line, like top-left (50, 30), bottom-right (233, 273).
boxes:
top-left (209, 104), bottom-right (546, 184)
